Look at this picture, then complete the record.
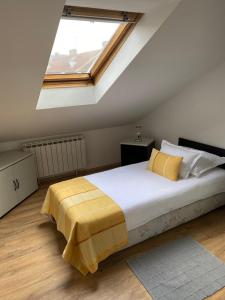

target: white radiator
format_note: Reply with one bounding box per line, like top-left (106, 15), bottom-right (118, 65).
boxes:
top-left (23, 135), bottom-right (86, 179)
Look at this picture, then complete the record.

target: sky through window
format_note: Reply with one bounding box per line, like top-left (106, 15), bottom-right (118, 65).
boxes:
top-left (46, 18), bottom-right (120, 74)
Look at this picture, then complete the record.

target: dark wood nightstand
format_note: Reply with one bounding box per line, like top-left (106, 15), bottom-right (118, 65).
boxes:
top-left (120, 138), bottom-right (155, 166)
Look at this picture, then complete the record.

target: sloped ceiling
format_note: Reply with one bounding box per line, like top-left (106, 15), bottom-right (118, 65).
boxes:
top-left (66, 0), bottom-right (153, 13)
top-left (1, 0), bottom-right (225, 142)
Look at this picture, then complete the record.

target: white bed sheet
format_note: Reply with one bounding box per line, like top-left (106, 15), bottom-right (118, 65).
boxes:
top-left (85, 162), bottom-right (225, 231)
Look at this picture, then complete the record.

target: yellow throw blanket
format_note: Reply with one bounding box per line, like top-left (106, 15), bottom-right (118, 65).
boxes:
top-left (41, 177), bottom-right (128, 275)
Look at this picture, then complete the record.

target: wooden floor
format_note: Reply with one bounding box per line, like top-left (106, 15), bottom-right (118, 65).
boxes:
top-left (1, 183), bottom-right (225, 300)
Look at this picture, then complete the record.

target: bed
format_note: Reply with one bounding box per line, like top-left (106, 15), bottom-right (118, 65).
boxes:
top-left (86, 160), bottom-right (225, 248)
top-left (42, 138), bottom-right (225, 274)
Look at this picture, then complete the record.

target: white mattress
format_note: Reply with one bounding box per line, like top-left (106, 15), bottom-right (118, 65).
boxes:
top-left (85, 162), bottom-right (225, 231)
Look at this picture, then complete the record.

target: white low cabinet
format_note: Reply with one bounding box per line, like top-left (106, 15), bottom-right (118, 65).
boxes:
top-left (0, 151), bottom-right (38, 217)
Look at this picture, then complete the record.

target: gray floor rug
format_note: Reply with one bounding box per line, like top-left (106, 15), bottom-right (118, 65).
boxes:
top-left (127, 237), bottom-right (225, 300)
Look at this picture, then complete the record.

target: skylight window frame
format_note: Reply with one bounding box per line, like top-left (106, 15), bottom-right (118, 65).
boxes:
top-left (43, 6), bottom-right (142, 88)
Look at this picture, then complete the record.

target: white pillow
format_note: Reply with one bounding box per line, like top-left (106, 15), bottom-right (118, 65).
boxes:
top-left (182, 147), bottom-right (225, 177)
top-left (161, 140), bottom-right (201, 179)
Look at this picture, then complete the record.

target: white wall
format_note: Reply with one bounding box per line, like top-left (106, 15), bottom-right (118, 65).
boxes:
top-left (84, 125), bottom-right (133, 168)
top-left (0, 125), bottom-right (133, 169)
top-left (140, 60), bottom-right (225, 148)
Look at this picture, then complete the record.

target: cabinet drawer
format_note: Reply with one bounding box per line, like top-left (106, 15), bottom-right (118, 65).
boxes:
top-left (13, 155), bottom-right (38, 204)
top-left (0, 167), bottom-right (18, 217)
top-left (0, 153), bottom-right (38, 217)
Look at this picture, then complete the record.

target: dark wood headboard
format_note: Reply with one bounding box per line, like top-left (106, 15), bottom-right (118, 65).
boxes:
top-left (178, 137), bottom-right (225, 170)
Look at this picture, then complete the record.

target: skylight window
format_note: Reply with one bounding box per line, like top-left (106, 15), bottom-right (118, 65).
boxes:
top-left (43, 6), bottom-right (141, 88)
top-left (46, 19), bottom-right (120, 74)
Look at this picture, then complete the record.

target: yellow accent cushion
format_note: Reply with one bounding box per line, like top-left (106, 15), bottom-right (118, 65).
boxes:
top-left (148, 148), bottom-right (183, 181)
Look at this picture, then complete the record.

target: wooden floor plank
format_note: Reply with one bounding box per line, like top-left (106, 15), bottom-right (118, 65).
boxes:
top-left (1, 183), bottom-right (225, 299)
